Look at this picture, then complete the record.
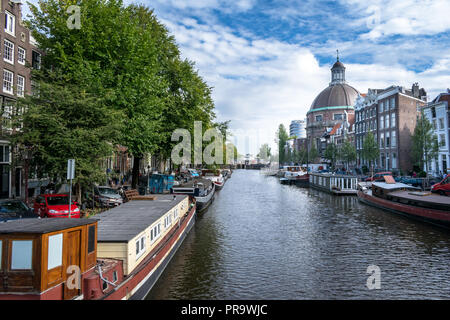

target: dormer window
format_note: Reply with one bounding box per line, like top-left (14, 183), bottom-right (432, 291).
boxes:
top-left (5, 11), bottom-right (15, 36)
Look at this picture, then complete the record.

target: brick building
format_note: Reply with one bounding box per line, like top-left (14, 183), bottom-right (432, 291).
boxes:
top-left (0, 0), bottom-right (41, 199)
top-left (354, 84), bottom-right (427, 174)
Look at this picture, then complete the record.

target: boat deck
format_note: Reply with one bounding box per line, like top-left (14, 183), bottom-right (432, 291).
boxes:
top-left (389, 191), bottom-right (450, 207)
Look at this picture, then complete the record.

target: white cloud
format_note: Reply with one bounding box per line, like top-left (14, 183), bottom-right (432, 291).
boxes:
top-left (343, 0), bottom-right (450, 39)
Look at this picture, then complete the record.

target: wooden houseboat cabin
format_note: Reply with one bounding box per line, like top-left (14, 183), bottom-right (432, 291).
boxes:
top-left (0, 219), bottom-right (98, 300)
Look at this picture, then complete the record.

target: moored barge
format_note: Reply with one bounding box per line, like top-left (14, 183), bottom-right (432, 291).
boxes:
top-left (358, 181), bottom-right (450, 230)
top-left (0, 194), bottom-right (196, 300)
top-left (171, 178), bottom-right (215, 212)
top-left (309, 173), bottom-right (358, 195)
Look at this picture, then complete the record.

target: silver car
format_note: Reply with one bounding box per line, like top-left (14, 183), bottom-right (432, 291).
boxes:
top-left (95, 186), bottom-right (123, 207)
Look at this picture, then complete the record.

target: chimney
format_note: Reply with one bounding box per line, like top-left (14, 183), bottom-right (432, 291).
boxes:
top-left (412, 83), bottom-right (420, 98)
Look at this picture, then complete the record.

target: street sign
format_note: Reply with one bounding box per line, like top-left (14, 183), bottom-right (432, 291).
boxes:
top-left (67, 159), bottom-right (75, 180)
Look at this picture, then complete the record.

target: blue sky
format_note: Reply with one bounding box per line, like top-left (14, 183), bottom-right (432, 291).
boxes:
top-left (23, 0), bottom-right (450, 156)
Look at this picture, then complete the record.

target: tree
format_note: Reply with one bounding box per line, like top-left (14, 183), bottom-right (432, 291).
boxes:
top-left (26, 0), bottom-right (216, 189)
top-left (323, 143), bottom-right (338, 170)
top-left (339, 140), bottom-right (356, 172)
top-left (276, 124), bottom-right (289, 164)
top-left (308, 145), bottom-right (319, 164)
top-left (257, 143), bottom-right (271, 162)
top-left (11, 71), bottom-right (122, 202)
top-left (361, 132), bottom-right (379, 177)
top-left (411, 110), bottom-right (439, 175)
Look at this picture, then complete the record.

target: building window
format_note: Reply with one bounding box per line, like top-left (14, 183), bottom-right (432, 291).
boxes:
top-left (3, 70), bottom-right (13, 94)
top-left (385, 114), bottom-right (389, 128)
top-left (391, 113), bottom-right (396, 128)
top-left (379, 116), bottom-right (384, 129)
top-left (4, 40), bottom-right (14, 64)
top-left (334, 114), bottom-right (343, 121)
top-left (0, 145), bottom-right (10, 163)
top-left (5, 11), bottom-right (15, 36)
top-left (380, 133), bottom-right (384, 148)
top-left (17, 75), bottom-right (25, 97)
top-left (315, 115), bottom-right (323, 122)
top-left (48, 233), bottom-right (63, 270)
top-left (391, 131), bottom-right (396, 147)
top-left (386, 132), bottom-right (390, 148)
top-left (438, 118), bottom-right (444, 130)
top-left (379, 101), bottom-right (384, 113)
top-left (135, 234), bottom-right (146, 260)
top-left (390, 97), bottom-right (395, 109)
top-left (432, 119), bottom-right (437, 130)
top-left (11, 240), bottom-right (33, 270)
top-left (440, 134), bottom-right (446, 147)
top-left (380, 153), bottom-right (385, 168)
top-left (18, 47), bottom-right (26, 65)
top-left (32, 51), bottom-right (41, 70)
top-left (392, 153), bottom-right (397, 169)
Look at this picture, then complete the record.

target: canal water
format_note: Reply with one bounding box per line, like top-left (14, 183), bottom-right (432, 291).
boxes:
top-left (147, 170), bottom-right (450, 299)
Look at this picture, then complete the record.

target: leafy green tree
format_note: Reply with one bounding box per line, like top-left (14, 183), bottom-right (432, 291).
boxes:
top-left (412, 111), bottom-right (439, 175)
top-left (339, 140), bottom-right (356, 171)
top-left (323, 143), bottom-right (338, 170)
top-left (276, 124), bottom-right (289, 164)
top-left (257, 143), bottom-right (271, 162)
top-left (11, 72), bottom-right (122, 202)
top-left (361, 132), bottom-right (379, 177)
top-left (308, 145), bottom-right (319, 164)
top-left (26, 0), bottom-right (216, 189)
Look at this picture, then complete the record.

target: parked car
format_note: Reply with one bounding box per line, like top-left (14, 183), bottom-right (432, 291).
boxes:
top-left (0, 199), bottom-right (39, 222)
top-left (94, 186), bottom-right (123, 207)
top-left (431, 176), bottom-right (450, 196)
top-left (33, 194), bottom-right (81, 218)
top-left (365, 171), bottom-right (393, 182)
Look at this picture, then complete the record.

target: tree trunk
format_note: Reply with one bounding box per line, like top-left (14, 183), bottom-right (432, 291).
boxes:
top-left (131, 156), bottom-right (141, 189)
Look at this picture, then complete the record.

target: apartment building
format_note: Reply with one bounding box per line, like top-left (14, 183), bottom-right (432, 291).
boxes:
top-left (0, 0), bottom-right (41, 199)
top-left (422, 90), bottom-right (450, 176)
top-left (354, 83), bottom-right (427, 174)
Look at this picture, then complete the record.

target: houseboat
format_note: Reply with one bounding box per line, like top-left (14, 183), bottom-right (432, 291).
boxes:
top-left (0, 194), bottom-right (196, 300)
top-left (171, 178), bottom-right (215, 212)
top-left (358, 179), bottom-right (450, 230)
top-left (280, 167), bottom-right (309, 186)
top-left (201, 169), bottom-right (225, 190)
top-left (309, 173), bottom-right (358, 195)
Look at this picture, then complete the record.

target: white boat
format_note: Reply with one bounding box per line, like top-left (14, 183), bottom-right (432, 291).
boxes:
top-left (171, 178), bottom-right (215, 212)
top-left (201, 169), bottom-right (225, 190)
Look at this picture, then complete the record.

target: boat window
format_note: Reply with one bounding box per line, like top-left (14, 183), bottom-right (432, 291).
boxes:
top-left (11, 240), bottom-right (33, 270)
top-left (48, 233), bottom-right (63, 270)
top-left (135, 235), bottom-right (146, 260)
top-left (88, 225), bottom-right (96, 253)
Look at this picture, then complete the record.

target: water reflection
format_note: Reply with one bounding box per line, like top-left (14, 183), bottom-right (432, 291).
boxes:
top-left (147, 170), bottom-right (450, 300)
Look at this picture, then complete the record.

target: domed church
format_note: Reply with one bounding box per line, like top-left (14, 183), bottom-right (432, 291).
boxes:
top-left (306, 53), bottom-right (359, 156)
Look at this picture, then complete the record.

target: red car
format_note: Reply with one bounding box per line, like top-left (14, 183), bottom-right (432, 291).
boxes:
top-left (365, 172), bottom-right (393, 182)
top-left (33, 194), bottom-right (81, 218)
top-left (431, 176), bottom-right (450, 196)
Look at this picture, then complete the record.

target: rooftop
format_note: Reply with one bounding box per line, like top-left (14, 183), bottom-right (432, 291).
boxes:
top-left (0, 218), bottom-right (97, 234)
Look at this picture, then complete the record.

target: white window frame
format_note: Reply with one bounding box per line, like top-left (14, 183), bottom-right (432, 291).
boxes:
top-left (18, 47), bottom-right (26, 65)
top-left (3, 69), bottom-right (13, 94)
top-left (391, 113), bottom-right (396, 128)
top-left (135, 234), bottom-right (146, 260)
top-left (5, 11), bottom-right (15, 36)
top-left (17, 75), bottom-right (25, 97)
top-left (391, 131), bottom-right (396, 148)
top-left (4, 39), bottom-right (14, 64)
top-left (150, 223), bottom-right (161, 244)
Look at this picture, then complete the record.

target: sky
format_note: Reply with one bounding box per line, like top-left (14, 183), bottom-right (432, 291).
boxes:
top-left (23, 0), bottom-right (450, 157)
